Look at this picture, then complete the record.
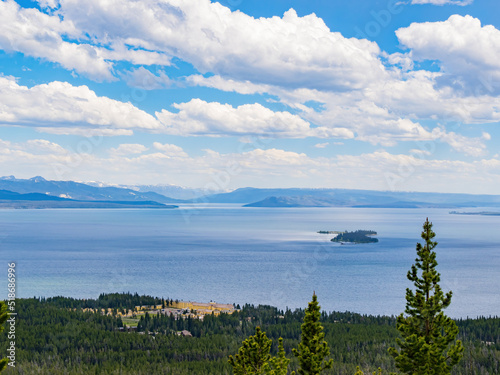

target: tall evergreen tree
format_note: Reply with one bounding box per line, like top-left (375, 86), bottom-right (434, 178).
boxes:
top-left (0, 301), bottom-right (8, 372)
top-left (389, 218), bottom-right (464, 375)
top-left (229, 326), bottom-right (289, 375)
top-left (292, 293), bottom-right (333, 375)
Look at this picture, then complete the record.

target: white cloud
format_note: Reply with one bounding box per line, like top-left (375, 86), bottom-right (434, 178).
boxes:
top-left (23, 139), bottom-right (68, 155)
top-left (409, 149), bottom-right (431, 155)
top-left (0, 76), bottom-right (359, 141)
top-left (396, 15), bottom-right (500, 94)
top-left (36, 0), bottom-right (59, 9)
top-left (96, 45), bottom-right (170, 67)
top-left (0, 138), bottom-right (73, 172)
top-left (0, 0), bottom-right (114, 81)
top-left (152, 142), bottom-right (188, 158)
top-left (186, 69), bottom-right (498, 151)
top-left (2, 1), bottom-right (499, 155)
top-left (120, 67), bottom-right (172, 90)
top-left (0, 76), bottom-right (161, 132)
top-left (383, 52), bottom-right (414, 72)
top-left (109, 144), bottom-right (149, 156)
top-left (45, 0), bottom-right (387, 91)
top-left (411, 0), bottom-right (473, 5)
top-left (3, 138), bottom-right (500, 193)
top-left (241, 148), bottom-right (312, 167)
top-left (435, 129), bottom-right (489, 157)
top-left (155, 98), bottom-right (353, 139)
top-left (0, 0), bottom-right (171, 81)
top-left (481, 132), bottom-right (491, 141)
top-left (1, 74), bottom-right (490, 156)
top-left (314, 142), bottom-right (329, 148)
top-left (361, 69), bottom-right (500, 124)
top-left (186, 74), bottom-right (272, 96)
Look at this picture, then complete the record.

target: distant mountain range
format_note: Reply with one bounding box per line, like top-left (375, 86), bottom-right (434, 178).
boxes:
top-left (0, 177), bottom-right (179, 209)
top-left (203, 187), bottom-right (500, 208)
top-left (0, 176), bottom-right (183, 204)
top-left (85, 181), bottom-right (211, 200)
top-left (2, 176), bottom-right (500, 209)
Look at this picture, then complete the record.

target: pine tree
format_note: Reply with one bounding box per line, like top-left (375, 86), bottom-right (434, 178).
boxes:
top-left (0, 301), bottom-right (8, 372)
top-left (229, 326), bottom-right (289, 375)
top-left (388, 218), bottom-right (464, 375)
top-left (292, 293), bottom-right (333, 375)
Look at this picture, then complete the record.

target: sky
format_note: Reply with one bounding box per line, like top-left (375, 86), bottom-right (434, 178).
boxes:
top-left (1, 0), bottom-right (500, 194)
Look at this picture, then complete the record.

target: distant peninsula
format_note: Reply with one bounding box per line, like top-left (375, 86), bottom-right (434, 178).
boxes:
top-left (0, 189), bottom-right (177, 209)
top-left (449, 211), bottom-right (500, 216)
top-left (318, 230), bottom-right (378, 244)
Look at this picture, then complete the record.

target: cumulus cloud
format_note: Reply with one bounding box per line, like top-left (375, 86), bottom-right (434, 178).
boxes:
top-left (0, 74), bottom-right (491, 156)
top-left (23, 139), bottom-right (68, 155)
top-left (2, 1), bottom-right (499, 156)
top-left (435, 129), bottom-right (490, 157)
top-left (0, 0), bottom-right (114, 81)
top-left (361, 69), bottom-right (500, 124)
top-left (314, 142), bottom-right (329, 148)
top-left (152, 142), bottom-right (188, 158)
top-left (383, 52), bottom-right (414, 72)
top-left (39, 0), bottom-right (387, 90)
top-left (109, 144), bottom-right (149, 156)
top-left (0, 138), bottom-right (72, 173)
top-left (0, 0), bottom-right (170, 80)
top-left (155, 98), bottom-right (353, 139)
top-left (409, 148), bottom-right (431, 156)
top-left (0, 75), bottom-right (360, 140)
top-left (186, 75), bottom-right (272, 96)
top-left (186, 68), bottom-right (500, 149)
top-left (0, 76), bottom-right (161, 132)
top-left (3, 137), bottom-right (500, 193)
top-left (396, 15), bottom-right (500, 95)
top-left (120, 67), bottom-right (172, 90)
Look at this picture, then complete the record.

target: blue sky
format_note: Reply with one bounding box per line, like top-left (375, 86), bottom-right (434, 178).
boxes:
top-left (1, 0), bottom-right (500, 193)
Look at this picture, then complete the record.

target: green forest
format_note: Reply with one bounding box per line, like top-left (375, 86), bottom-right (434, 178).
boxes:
top-left (0, 294), bottom-right (498, 374)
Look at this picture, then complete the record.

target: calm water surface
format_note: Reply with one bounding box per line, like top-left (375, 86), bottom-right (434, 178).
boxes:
top-left (1, 206), bottom-right (499, 318)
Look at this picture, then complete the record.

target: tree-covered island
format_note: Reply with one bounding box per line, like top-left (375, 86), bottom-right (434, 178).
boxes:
top-left (325, 230), bottom-right (378, 244)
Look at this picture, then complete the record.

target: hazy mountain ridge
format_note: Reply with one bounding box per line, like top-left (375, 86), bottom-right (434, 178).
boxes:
top-left (84, 181), bottom-right (212, 200)
top-left (212, 188), bottom-right (500, 208)
top-left (3, 177), bottom-right (500, 208)
top-left (0, 188), bottom-right (177, 209)
top-left (0, 189), bottom-right (71, 201)
top-left (0, 176), bottom-right (184, 203)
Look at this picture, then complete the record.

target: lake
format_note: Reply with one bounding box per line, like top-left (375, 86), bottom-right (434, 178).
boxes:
top-left (1, 205), bottom-right (499, 318)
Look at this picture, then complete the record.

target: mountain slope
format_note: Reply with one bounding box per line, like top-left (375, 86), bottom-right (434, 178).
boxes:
top-left (206, 187), bottom-right (500, 208)
top-left (0, 189), bottom-right (176, 209)
top-left (0, 176), bottom-right (184, 203)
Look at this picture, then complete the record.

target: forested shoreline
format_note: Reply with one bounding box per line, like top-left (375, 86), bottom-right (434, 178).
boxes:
top-left (0, 293), bottom-right (498, 374)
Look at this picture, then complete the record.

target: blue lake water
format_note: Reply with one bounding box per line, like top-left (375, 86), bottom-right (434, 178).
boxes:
top-left (0, 205), bottom-right (499, 318)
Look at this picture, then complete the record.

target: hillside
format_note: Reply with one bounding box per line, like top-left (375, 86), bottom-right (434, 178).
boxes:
top-left (0, 189), bottom-right (177, 209)
top-left (210, 187), bottom-right (500, 208)
top-left (0, 176), bottom-right (184, 204)
top-left (0, 294), bottom-right (497, 375)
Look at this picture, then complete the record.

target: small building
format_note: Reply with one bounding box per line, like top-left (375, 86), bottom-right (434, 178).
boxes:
top-left (177, 330), bottom-right (192, 337)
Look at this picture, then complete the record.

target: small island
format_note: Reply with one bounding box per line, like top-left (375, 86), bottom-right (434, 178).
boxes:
top-left (318, 230), bottom-right (378, 244)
